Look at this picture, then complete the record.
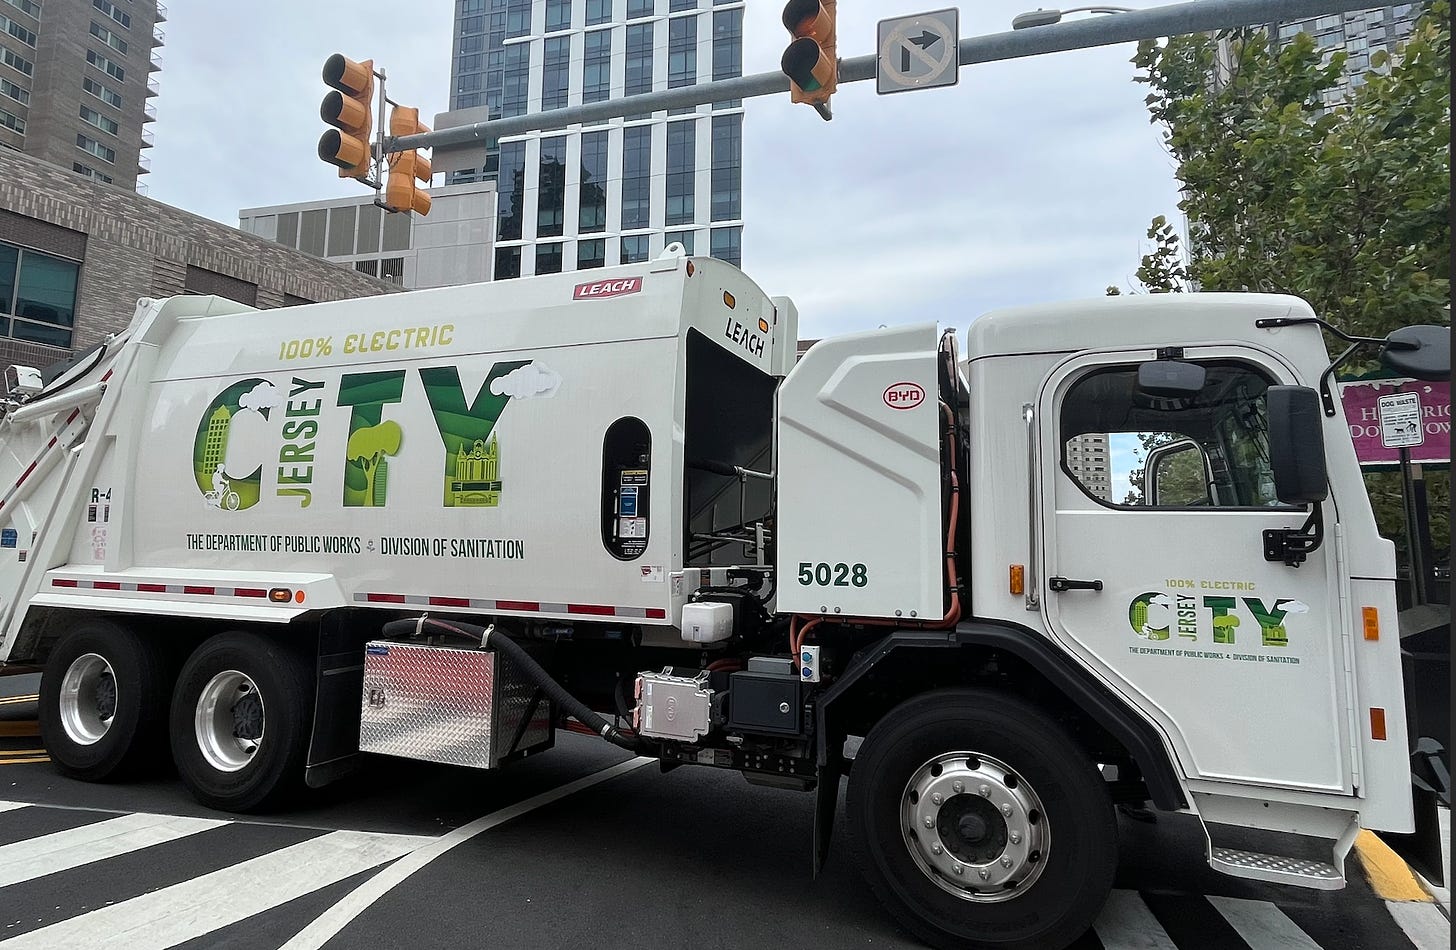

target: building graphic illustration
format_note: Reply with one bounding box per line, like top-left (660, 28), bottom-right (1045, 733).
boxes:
top-left (450, 437), bottom-right (502, 507)
top-left (201, 405), bottom-right (231, 475)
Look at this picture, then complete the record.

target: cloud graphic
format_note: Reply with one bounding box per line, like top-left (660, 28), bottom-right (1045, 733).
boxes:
top-left (1142, 593), bottom-right (1173, 632)
top-left (237, 381), bottom-right (280, 412)
top-left (1275, 600), bottom-right (1311, 614)
top-left (490, 363), bottom-right (562, 400)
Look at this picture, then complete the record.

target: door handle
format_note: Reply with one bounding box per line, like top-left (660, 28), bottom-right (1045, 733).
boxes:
top-left (1049, 576), bottom-right (1103, 592)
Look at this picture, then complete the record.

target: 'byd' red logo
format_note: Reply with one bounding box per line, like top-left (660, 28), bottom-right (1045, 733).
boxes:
top-left (884, 382), bottom-right (925, 410)
top-left (573, 277), bottom-right (642, 300)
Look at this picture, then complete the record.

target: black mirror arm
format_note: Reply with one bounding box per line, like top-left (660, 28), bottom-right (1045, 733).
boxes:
top-left (1256, 317), bottom-right (1396, 418)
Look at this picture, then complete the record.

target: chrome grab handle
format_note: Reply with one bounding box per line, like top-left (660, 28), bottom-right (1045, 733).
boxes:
top-left (1024, 403), bottom-right (1040, 611)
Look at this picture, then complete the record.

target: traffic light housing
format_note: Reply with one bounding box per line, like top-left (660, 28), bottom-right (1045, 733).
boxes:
top-left (781, 0), bottom-right (836, 113)
top-left (319, 54), bottom-right (374, 180)
top-left (384, 106), bottom-right (432, 216)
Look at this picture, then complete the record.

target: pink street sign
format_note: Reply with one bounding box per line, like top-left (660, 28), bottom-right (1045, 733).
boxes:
top-left (1338, 378), bottom-right (1451, 466)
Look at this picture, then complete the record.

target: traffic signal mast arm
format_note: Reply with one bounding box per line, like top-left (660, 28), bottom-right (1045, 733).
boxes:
top-left (388, 0), bottom-right (1393, 153)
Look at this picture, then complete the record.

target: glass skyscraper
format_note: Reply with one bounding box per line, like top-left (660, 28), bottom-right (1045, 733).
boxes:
top-left (446, 0), bottom-right (744, 279)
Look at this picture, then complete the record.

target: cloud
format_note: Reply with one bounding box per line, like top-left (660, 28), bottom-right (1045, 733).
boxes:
top-left (237, 381), bottom-right (280, 412)
top-left (1275, 600), bottom-right (1311, 614)
top-left (490, 362), bottom-right (562, 400)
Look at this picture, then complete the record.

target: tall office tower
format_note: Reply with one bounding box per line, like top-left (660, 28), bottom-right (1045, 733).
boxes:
top-left (1066, 433), bottom-right (1112, 502)
top-left (444, 0), bottom-right (745, 279)
top-left (0, 0), bottom-right (164, 192)
top-left (1250, 4), bottom-right (1426, 106)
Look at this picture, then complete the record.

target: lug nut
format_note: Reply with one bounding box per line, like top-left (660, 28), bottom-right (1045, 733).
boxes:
top-left (979, 784), bottom-right (991, 797)
top-left (1001, 803), bottom-right (1013, 817)
top-left (924, 817), bottom-right (934, 828)
top-left (1009, 832), bottom-right (1022, 845)
top-left (931, 843), bottom-right (943, 855)
top-left (953, 864), bottom-right (964, 876)
top-left (1000, 857), bottom-right (1013, 869)
top-left (978, 868), bottom-right (990, 880)
top-left (952, 780), bottom-right (964, 794)
top-left (931, 793), bottom-right (943, 806)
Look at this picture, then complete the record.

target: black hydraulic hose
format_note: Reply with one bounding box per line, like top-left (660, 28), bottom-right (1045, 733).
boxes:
top-left (380, 617), bottom-right (644, 752)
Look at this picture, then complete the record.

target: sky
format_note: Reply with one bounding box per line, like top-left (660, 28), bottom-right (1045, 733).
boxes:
top-left (143, 1), bottom-right (1184, 345)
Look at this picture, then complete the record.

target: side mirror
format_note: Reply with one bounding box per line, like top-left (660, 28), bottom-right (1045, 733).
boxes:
top-left (1267, 386), bottom-right (1328, 505)
top-left (1380, 325), bottom-right (1451, 381)
top-left (1137, 360), bottom-right (1206, 397)
top-left (1146, 439), bottom-right (1210, 506)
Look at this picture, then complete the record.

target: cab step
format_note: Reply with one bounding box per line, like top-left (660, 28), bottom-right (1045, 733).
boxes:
top-left (1208, 846), bottom-right (1345, 889)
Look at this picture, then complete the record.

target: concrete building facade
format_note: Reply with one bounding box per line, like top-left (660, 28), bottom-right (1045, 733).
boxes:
top-left (0, 149), bottom-right (396, 370)
top-left (0, 0), bottom-right (164, 192)
top-left (435, 0), bottom-right (746, 280)
top-left (1249, 3), bottom-right (1426, 105)
top-left (239, 182), bottom-right (497, 291)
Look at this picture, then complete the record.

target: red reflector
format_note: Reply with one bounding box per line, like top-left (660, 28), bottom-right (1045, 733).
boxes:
top-left (646, 608), bottom-right (666, 620)
top-left (1370, 708), bottom-right (1387, 741)
top-left (234, 588), bottom-right (267, 599)
top-left (51, 578), bottom-right (77, 588)
top-left (93, 581), bottom-right (121, 590)
top-left (138, 583), bottom-right (167, 593)
top-left (568, 604), bottom-right (615, 616)
top-left (366, 593), bottom-right (406, 604)
top-left (429, 596), bottom-right (471, 608)
top-left (496, 600), bottom-right (539, 612)
top-left (183, 586), bottom-right (215, 596)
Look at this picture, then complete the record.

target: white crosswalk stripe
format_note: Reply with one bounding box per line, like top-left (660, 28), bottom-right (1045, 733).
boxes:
top-left (1095, 889), bottom-right (1180, 950)
top-left (1208, 895), bottom-right (1323, 950)
top-left (0, 828), bottom-right (431, 949)
top-left (0, 813), bottom-right (228, 888)
top-left (0, 801), bottom-right (29, 814)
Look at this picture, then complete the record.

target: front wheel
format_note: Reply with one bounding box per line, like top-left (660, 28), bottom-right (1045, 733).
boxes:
top-left (847, 689), bottom-right (1117, 950)
top-left (170, 631), bottom-right (313, 812)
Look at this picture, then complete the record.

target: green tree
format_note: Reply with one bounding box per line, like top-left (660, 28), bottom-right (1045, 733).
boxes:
top-left (346, 421), bottom-right (403, 507)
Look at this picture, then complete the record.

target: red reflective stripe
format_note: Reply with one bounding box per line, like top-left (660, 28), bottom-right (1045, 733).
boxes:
top-left (99, 372), bottom-right (112, 383)
top-left (567, 604), bottom-right (615, 616)
top-left (15, 461), bottom-right (37, 487)
top-left (51, 578), bottom-right (77, 588)
top-left (495, 600), bottom-right (539, 611)
top-left (138, 583), bottom-right (167, 593)
top-left (366, 593), bottom-right (406, 604)
top-left (93, 581), bottom-right (121, 590)
top-left (646, 608), bottom-right (666, 620)
top-left (428, 596), bottom-right (471, 608)
top-left (234, 588), bottom-right (267, 598)
top-left (183, 586), bottom-right (215, 595)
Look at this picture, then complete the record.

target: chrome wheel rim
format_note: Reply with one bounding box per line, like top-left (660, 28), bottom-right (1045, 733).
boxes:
top-left (900, 751), bottom-right (1050, 902)
top-left (195, 670), bottom-right (264, 772)
top-left (58, 652), bottom-right (116, 745)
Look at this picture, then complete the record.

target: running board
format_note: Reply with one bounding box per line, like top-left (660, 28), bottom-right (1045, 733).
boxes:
top-left (1203, 813), bottom-right (1359, 890)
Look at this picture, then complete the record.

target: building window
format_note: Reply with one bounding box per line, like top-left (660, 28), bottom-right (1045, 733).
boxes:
top-left (713, 9), bottom-right (742, 81)
top-left (79, 106), bottom-right (119, 136)
top-left (620, 125), bottom-right (652, 230)
top-left (85, 49), bottom-right (124, 82)
top-left (0, 242), bottom-right (80, 350)
top-left (72, 163), bottom-right (114, 184)
top-left (625, 23), bottom-right (653, 97)
top-left (81, 76), bottom-right (121, 109)
top-left (506, 0), bottom-right (531, 37)
top-left (710, 227), bottom-right (740, 267)
top-left (620, 234), bottom-right (649, 264)
top-left (665, 230), bottom-right (694, 254)
top-left (327, 206), bottom-right (357, 257)
top-left (88, 21), bottom-right (127, 54)
top-left (1, 12), bottom-right (36, 46)
top-left (585, 0), bottom-right (611, 26)
top-left (536, 243), bottom-right (564, 275)
top-left (538, 136), bottom-right (567, 238)
top-left (380, 258), bottom-right (405, 285)
top-left (0, 108), bottom-right (22, 135)
top-left (3, 0), bottom-right (39, 18)
top-left (542, 36), bottom-right (570, 111)
top-left (711, 114), bottom-right (741, 221)
top-left (354, 259), bottom-right (379, 277)
top-left (1, 47), bottom-right (33, 76)
top-left (0, 76), bottom-right (27, 105)
top-left (669, 0), bottom-right (697, 10)
top-left (582, 30), bottom-right (612, 104)
top-left (92, 0), bottom-right (130, 29)
top-left (579, 130), bottom-right (608, 233)
top-left (627, 0), bottom-right (653, 18)
top-left (665, 121), bottom-right (695, 226)
top-left (668, 16), bottom-right (696, 88)
top-left (76, 134), bottom-right (114, 164)
top-left (502, 43), bottom-right (530, 117)
top-left (495, 246), bottom-right (522, 279)
top-left (578, 239), bottom-right (606, 269)
top-left (497, 140), bottom-right (527, 240)
top-left (544, 0), bottom-right (571, 33)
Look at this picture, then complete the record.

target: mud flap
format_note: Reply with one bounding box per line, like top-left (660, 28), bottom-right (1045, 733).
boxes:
top-left (304, 612), bottom-right (369, 789)
top-left (1376, 781), bottom-right (1446, 887)
top-left (812, 752), bottom-right (844, 878)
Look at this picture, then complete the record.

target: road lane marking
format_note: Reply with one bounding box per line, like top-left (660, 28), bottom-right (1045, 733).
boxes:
top-left (1207, 895), bottom-right (1321, 950)
top-left (0, 801), bottom-right (29, 813)
top-left (0, 756), bottom-right (47, 765)
top-left (0, 813), bottom-right (228, 888)
top-left (1354, 829), bottom-right (1435, 902)
top-left (1094, 889), bottom-right (1178, 949)
top-left (1386, 899), bottom-right (1451, 950)
top-left (0, 694), bottom-right (38, 705)
top-left (0, 828), bottom-right (431, 949)
top-left (281, 755), bottom-right (655, 950)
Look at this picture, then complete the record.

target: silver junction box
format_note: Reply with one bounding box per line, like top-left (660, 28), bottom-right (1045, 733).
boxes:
top-left (359, 641), bottom-right (553, 769)
top-left (634, 670), bottom-right (713, 742)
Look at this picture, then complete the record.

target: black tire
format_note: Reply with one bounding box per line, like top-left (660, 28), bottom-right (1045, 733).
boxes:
top-left (169, 631), bottom-right (313, 812)
top-left (39, 618), bottom-right (172, 781)
top-left (847, 689), bottom-right (1117, 950)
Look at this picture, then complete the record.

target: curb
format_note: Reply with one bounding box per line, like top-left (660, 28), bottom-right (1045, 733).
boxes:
top-left (1353, 830), bottom-right (1436, 903)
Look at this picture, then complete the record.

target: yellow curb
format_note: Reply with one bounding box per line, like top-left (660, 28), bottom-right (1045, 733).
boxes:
top-left (1354, 830), bottom-right (1435, 902)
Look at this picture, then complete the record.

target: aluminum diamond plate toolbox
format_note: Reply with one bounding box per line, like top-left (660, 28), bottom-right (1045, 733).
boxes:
top-left (359, 641), bottom-right (552, 769)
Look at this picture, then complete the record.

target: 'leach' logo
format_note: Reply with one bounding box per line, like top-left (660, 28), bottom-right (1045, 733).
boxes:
top-left (883, 382), bottom-right (925, 410)
top-left (573, 277), bottom-right (642, 300)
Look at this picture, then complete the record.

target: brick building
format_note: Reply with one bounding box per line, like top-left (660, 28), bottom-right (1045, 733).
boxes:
top-left (0, 149), bottom-right (397, 370)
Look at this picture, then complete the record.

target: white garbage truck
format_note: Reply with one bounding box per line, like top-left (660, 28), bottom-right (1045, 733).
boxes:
top-left (0, 250), bottom-right (1446, 949)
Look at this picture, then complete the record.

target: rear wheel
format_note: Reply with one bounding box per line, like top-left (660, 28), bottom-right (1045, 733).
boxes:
top-left (847, 689), bottom-right (1117, 950)
top-left (170, 631), bottom-right (313, 812)
top-left (39, 619), bottom-right (171, 781)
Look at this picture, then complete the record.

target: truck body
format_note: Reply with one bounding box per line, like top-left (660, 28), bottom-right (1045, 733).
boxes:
top-left (0, 252), bottom-right (1443, 950)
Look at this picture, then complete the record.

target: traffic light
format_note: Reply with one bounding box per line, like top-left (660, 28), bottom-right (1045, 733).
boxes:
top-left (383, 106), bottom-right (432, 216)
top-left (319, 54), bottom-right (375, 180)
top-left (781, 0), bottom-right (836, 117)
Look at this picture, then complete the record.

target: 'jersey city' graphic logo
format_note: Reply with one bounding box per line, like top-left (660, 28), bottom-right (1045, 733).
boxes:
top-left (1128, 590), bottom-right (1308, 648)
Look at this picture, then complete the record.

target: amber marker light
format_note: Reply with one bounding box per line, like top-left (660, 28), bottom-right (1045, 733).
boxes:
top-left (1361, 606), bottom-right (1379, 640)
top-left (1009, 565), bottom-right (1025, 596)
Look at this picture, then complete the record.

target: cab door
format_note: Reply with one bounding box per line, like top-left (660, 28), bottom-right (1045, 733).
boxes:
top-left (1038, 347), bottom-right (1353, 794)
